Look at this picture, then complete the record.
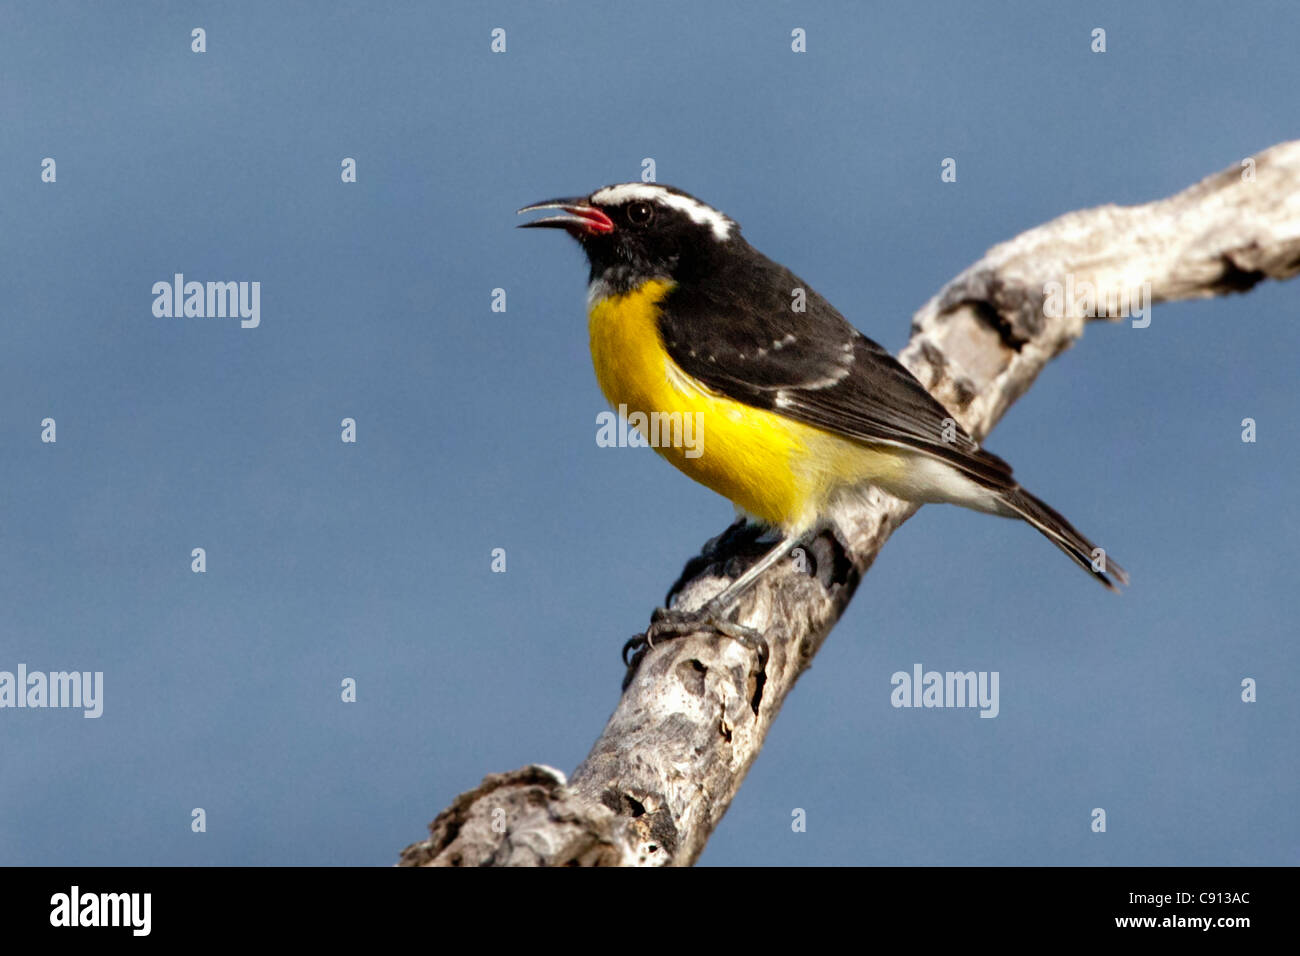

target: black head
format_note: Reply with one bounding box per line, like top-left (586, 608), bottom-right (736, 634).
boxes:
top-left (518, 183), bottom-right (740, 292)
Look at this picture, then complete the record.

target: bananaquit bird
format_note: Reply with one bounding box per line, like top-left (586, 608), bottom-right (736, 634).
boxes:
top-left (519, 183), bottom-right (1127, 636)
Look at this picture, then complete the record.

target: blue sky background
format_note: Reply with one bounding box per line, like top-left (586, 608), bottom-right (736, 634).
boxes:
top-left (1, 1), bottom-right (1296, 866)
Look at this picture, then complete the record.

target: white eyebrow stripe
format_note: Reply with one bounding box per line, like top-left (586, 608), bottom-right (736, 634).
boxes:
top-left (589, 183), bottom-right (733, 240)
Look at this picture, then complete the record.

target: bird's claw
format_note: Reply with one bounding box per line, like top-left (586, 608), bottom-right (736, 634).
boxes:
top-left (621, 606), bottom-right (769, 689)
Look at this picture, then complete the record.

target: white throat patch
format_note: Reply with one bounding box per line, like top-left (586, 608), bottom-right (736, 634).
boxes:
top-left (589, 183), bottom-right (734, 241)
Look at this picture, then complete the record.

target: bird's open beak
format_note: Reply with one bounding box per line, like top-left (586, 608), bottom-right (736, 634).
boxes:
top-left (517, 197), bottom-right (615, 236)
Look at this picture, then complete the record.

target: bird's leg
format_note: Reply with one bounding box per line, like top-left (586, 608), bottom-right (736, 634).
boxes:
top-left (663, 517), bottom-right (765, 607)
top-left (622, 531), bottom-right (805, 688)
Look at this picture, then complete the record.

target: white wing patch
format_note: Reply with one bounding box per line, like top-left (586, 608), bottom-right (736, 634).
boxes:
top-left (590, 183), bottom-right (734, 241)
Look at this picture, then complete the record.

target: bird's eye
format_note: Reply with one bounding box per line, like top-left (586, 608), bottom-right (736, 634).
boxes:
top-left (626, 201), bottom-right (654, 225)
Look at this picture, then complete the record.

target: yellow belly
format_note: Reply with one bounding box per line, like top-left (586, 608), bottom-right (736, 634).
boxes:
top-left (587, 279), bottom-right (905, 530)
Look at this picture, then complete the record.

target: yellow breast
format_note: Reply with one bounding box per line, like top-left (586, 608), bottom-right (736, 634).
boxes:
top-left (588, 279), bottom-right (901, 531)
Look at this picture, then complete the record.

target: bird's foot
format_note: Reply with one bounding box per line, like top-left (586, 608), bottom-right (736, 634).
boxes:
top-left (622, 605), bottom-right (769, 690)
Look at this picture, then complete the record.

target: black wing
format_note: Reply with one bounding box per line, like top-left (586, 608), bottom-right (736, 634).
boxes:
top-left (657, 246), bottom-right (1014, 488)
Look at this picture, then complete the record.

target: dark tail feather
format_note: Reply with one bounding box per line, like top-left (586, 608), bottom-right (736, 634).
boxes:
top-left (1001, 486), bottom-right (1129, 592)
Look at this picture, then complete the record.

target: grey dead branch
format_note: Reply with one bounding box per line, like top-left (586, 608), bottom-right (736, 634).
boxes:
top-left (398, 141), bottom-right (1300, 867)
